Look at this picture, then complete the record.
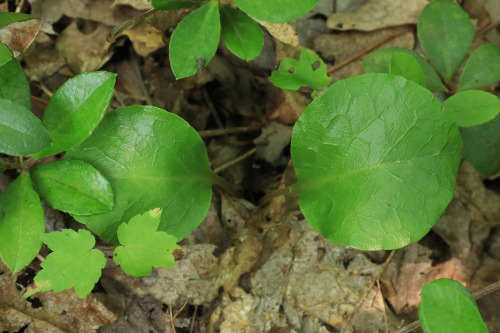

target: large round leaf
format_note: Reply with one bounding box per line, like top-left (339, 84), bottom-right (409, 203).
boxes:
top-left (66, 105), bottom-right (215, 243)
top-left (291, 73), bottom-right (462, 250)
top-left (231, 0), bottom-right (317, 23)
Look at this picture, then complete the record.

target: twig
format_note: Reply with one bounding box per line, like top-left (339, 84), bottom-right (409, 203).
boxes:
top-left (213, 147), bottom-right (256, 173)
top-left (198, 125), bottom-right (261, 138)
top-left (476, 21), bottom-right (500, 35)
top-left (35, 254), bottom-right (45, 262)
top-left (168, 300), bottom-right (189, 333)
top-left (203, 87), bottom-right (224, 129)
top-left (106, 9), bottom-right (158, 43)
top-left (377, 279), bottom-right (389, 333)
top-left (327, 25), bottom-right (415, 74)
top-left (190, 305), bottom-right (198, 333)
top-left (130, 45), bottom-right (153, 106)
top-left (38, 82), bottom-right (53, 97)
top-left (340, 251), bottom-right (395, 333)
top-left (15, 0), bottom-right (25, 13)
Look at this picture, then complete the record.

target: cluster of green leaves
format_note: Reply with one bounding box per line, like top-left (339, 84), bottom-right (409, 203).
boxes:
top-left (150, 0), bottom-right (318, 79)
top-left (363, 0), bottom-right (500, 176)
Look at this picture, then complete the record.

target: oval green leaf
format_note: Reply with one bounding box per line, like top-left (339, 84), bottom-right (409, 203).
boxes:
top-left (0, 12), bottom-right (35, 28)
top-left (30, 159), bottom-right (114, 215)
top-left (291, 73), bottom-right (462, 250)
top-left (220, 5), bottom-right (264, 61)
top-left (35, 71), bottom-right (116, 159)
top-left (459, 43), bottom-right (500, 91)
top-left (0, 99), bottom-right (51, 156)
top-left (443, 90), bottom-right (500, 127)
top-left (362, 47), bottom-right (446, 92)
top-left (66, 105), bottom-right (215, 243)
top-left (151, 0), bottom-right (203, 10)
top-left (417, 0), bottom-right (473, 83)
top-left (460, 115), bottom-right (500, 176)
top-left (389, 53), bottom-right (425, 87)
top-left (0, 43), bottom-right (12, 67)
top-left (0, 173), bottom-right (45, 273)
top-left (231, 0), bottom-right (317, 23)
top-left (419, 278), bottom-right (488, 333)
top-left (0, 59), bottom-right (31, 110)
top-left (169, 1), bottom-right (220, 79)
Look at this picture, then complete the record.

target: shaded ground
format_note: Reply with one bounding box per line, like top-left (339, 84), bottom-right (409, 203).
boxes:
top-left (1, 0), bottom-right (500, 332)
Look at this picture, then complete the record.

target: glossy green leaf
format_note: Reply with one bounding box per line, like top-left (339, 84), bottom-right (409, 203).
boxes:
top-left (389, 53), bottom-right (425, 87)
top-left (35, 72), bottom-right (116, 159)
top-left (0, 43), bottom-right (12, 66)
top-left (0, 173), bottom-right (45, 273)
top-left (269, 48), bottom-right (331, 91)
top-left (459, 43), bottom-right (500, 91)
top-left (419, 278), bottom-right (488, 333)
top-left (169, 1), bottom-right (220, 79)
top-left (66, 105), bottom-right (215, 243)
top-left (443, 91), bottom-right (500, 127)
top-left (0, 12), bottom-right (35, 28)
top-left (417, 0), bottom-right (473, 83)
top-left (362, 47), bottom-right (446, 92)
top-left (220, 5), bottom-right (263, 61)
top-left (24, 229), bottom-right (106, 298)
top-left (460, 115), bottom-right (500, 176)
top-left (151, 0), bottom-right (203, 10)
top-left (0, 99), bottom-right (51, 156)
top-left (30, 159), bottom-right (114, 215)
top-left (0, 59), bottom-right (31, 110)
top-left (291, 73), bottom-right (462, 250)
top-left (114, 209), bottom-right (181, 277)
top-left (232, 0), bottom-right (317, 23)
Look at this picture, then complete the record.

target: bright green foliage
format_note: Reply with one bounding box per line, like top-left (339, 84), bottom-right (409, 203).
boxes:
top-left (362, 47), bottom-right (446, 92)
top-left (0, 43), bottom-right (12, 67)
top-left (35, 72), bottom-right (116, 159)
top-left (417, 0), bottom-right (473, 83)
top-left (114, 209), bottom-right (181, 277)
top-left (151, 0), bottom-right (203, 10)
top-left (0, 99), bottom-right (50, 156)
top-left (459, 43), bottom-right (500, 91)
top-left (30, 159), bottom-right (114, 215)
top-left (443, 90), bottom-right (500, 127)
top-left (389, 53), bottom-right (425, 87)
top-left (269, 49), bottom-right (331, 91)
top-left (291, 73), bottom-right (462, 250)
top-left (0, 12), bottom-right (35, 28)
top-left (220, 5), bottom-right (263, 61)
top-left (460, 116), bottom-right (500, 176)
top-left (0, 59), bottom-right (31, 110)
top-left (0, 173), bottom-right (45, 273)
top-left (24, 229), bottom-right (106, 298)
top-left (67, 105), bottom-right (215, 243)
top-left (231, 0), bottom-right (318, 23)
top-left (419, 279), bottom-right (488, 333)
top-left (169, 1), bottom-right (220, 79)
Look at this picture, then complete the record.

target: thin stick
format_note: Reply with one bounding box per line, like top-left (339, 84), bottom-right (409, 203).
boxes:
top-left (213, 147), bottom-right (256, 173)
top-left (340, 251), bottom-right (395, 333)
top-left (377, 279), bottom-right (389, 333)
top-left (106, 9), bottom-right (158, 43)
top-left (327, 26), bottom-right (414, 74)
top-left (190, 305), bottom-right (198, 333)
top-left (476, 21), bottom-right (500, 35)
top-left (259, 186), bottom-right (294, 205)
top-left (198, 126), bottom-right (261, 138)
top-left (35, 254), bottom-right (45, 262)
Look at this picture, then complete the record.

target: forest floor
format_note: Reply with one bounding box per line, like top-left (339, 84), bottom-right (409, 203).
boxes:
top-left (1, 0), bottom-right (500, 332)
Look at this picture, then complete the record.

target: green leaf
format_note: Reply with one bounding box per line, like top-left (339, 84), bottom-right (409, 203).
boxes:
top-left (269, 48), bottom-right (331, 91)
top-left (419, 278), bottom-right (488, 333)
top-left (151, 0), bottom-right (203, 10)
top-left (0, 12), bottom-right (35, 28)
top-left (362, 47), bottom-right (446, 92)
top-left (443, 91), bottom-right (500, 127)
top-left (66, 105), bottom-right (215, 243)
top-left (35, 72), bottom-right (116, 159)
top-left (30, 159), bottom-right (114, 215)
top-left (459, 43), bottom-right (500, 91)
top-left (0, 43), bottom-right (12, 67)
top-left (114, 209), bottom-right (181, 276)
top-left (220, 5), bottom-right (264, 61)
top-left (24, 229), bottom-right (106, 298)
top-left (460, 115), bottom-right (500, 176)
top-left (0, 173), bottom-right (45, 273)
top-left (0, 17), bottom-right (41, 58)
top-left (169, 1), bottom-right (220, 79)
top-left (0, 99), bottom-right (51, 156)
top-left (389, 53), bottom-right (425, 87)
top-left (0, 59), bottom-right (31, 110)
top-left (417, 0), bottom-right (473, 83)
top-left (291, 73), bottom-right (462, 250)
top-left (231, 0), bottom-right (318, 23)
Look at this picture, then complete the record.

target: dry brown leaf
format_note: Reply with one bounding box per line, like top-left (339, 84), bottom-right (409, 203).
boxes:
top-left (122, 21), bottom-right (165, 57)
top-left (0, 19), bottom-right (41, 57)
top-left (112, 0), bottom-right (152, 10)
top-left (258, 21), bottom-right (300, 46)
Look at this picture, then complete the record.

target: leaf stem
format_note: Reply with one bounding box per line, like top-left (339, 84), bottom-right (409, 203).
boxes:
top-left (259, 185), bottom-right (295, 205)
top-left (211, 173), bottom-right (239, 197)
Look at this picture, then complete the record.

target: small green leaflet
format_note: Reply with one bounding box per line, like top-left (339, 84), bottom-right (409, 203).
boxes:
top-left (269, 48), bottom-right (331, 91)
top-left (459, 43), bottom-right (500, 91)
top-left (0, 59), bottom-right (31, 110)
top-left (389, 53), bottom-right (425, 87)
top-left (443, 90), bottom-right (500, 127)
top-left (419, 279), bottom-right (488, 333)
top-left (151, 0), bottom-right (203, 10)
top-left (24, 229), bottom-right (106, 298)
top-left (0, 43), bottom-right (12, 67)
top-left (114, 209), bottom-right (181, 277)
top-left (231, 0), bottom-right (317, 23)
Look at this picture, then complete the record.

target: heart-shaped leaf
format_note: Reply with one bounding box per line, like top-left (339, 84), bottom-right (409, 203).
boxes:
top-left (443, 90), bottom-right (500, 127)
top-left (231, 0), bottom-right (318, 23)
top-left (35, 71), bottom-right (116, 159)
top-left (291, 73), bottom-right (462, 250)
top-left (0, 59), bottom-right (31, 110)
top-left (459, 43), bottom-right (500, 91)
top-left (30, 159), bottom-right (114, 215)
top-left (66, 105), bottom-right (215, 243)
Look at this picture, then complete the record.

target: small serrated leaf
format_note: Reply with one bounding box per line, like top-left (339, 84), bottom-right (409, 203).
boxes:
top-left (24, 229), bottom-right (106, 298)
top-left (114, 209), bottom-right (181, 276)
